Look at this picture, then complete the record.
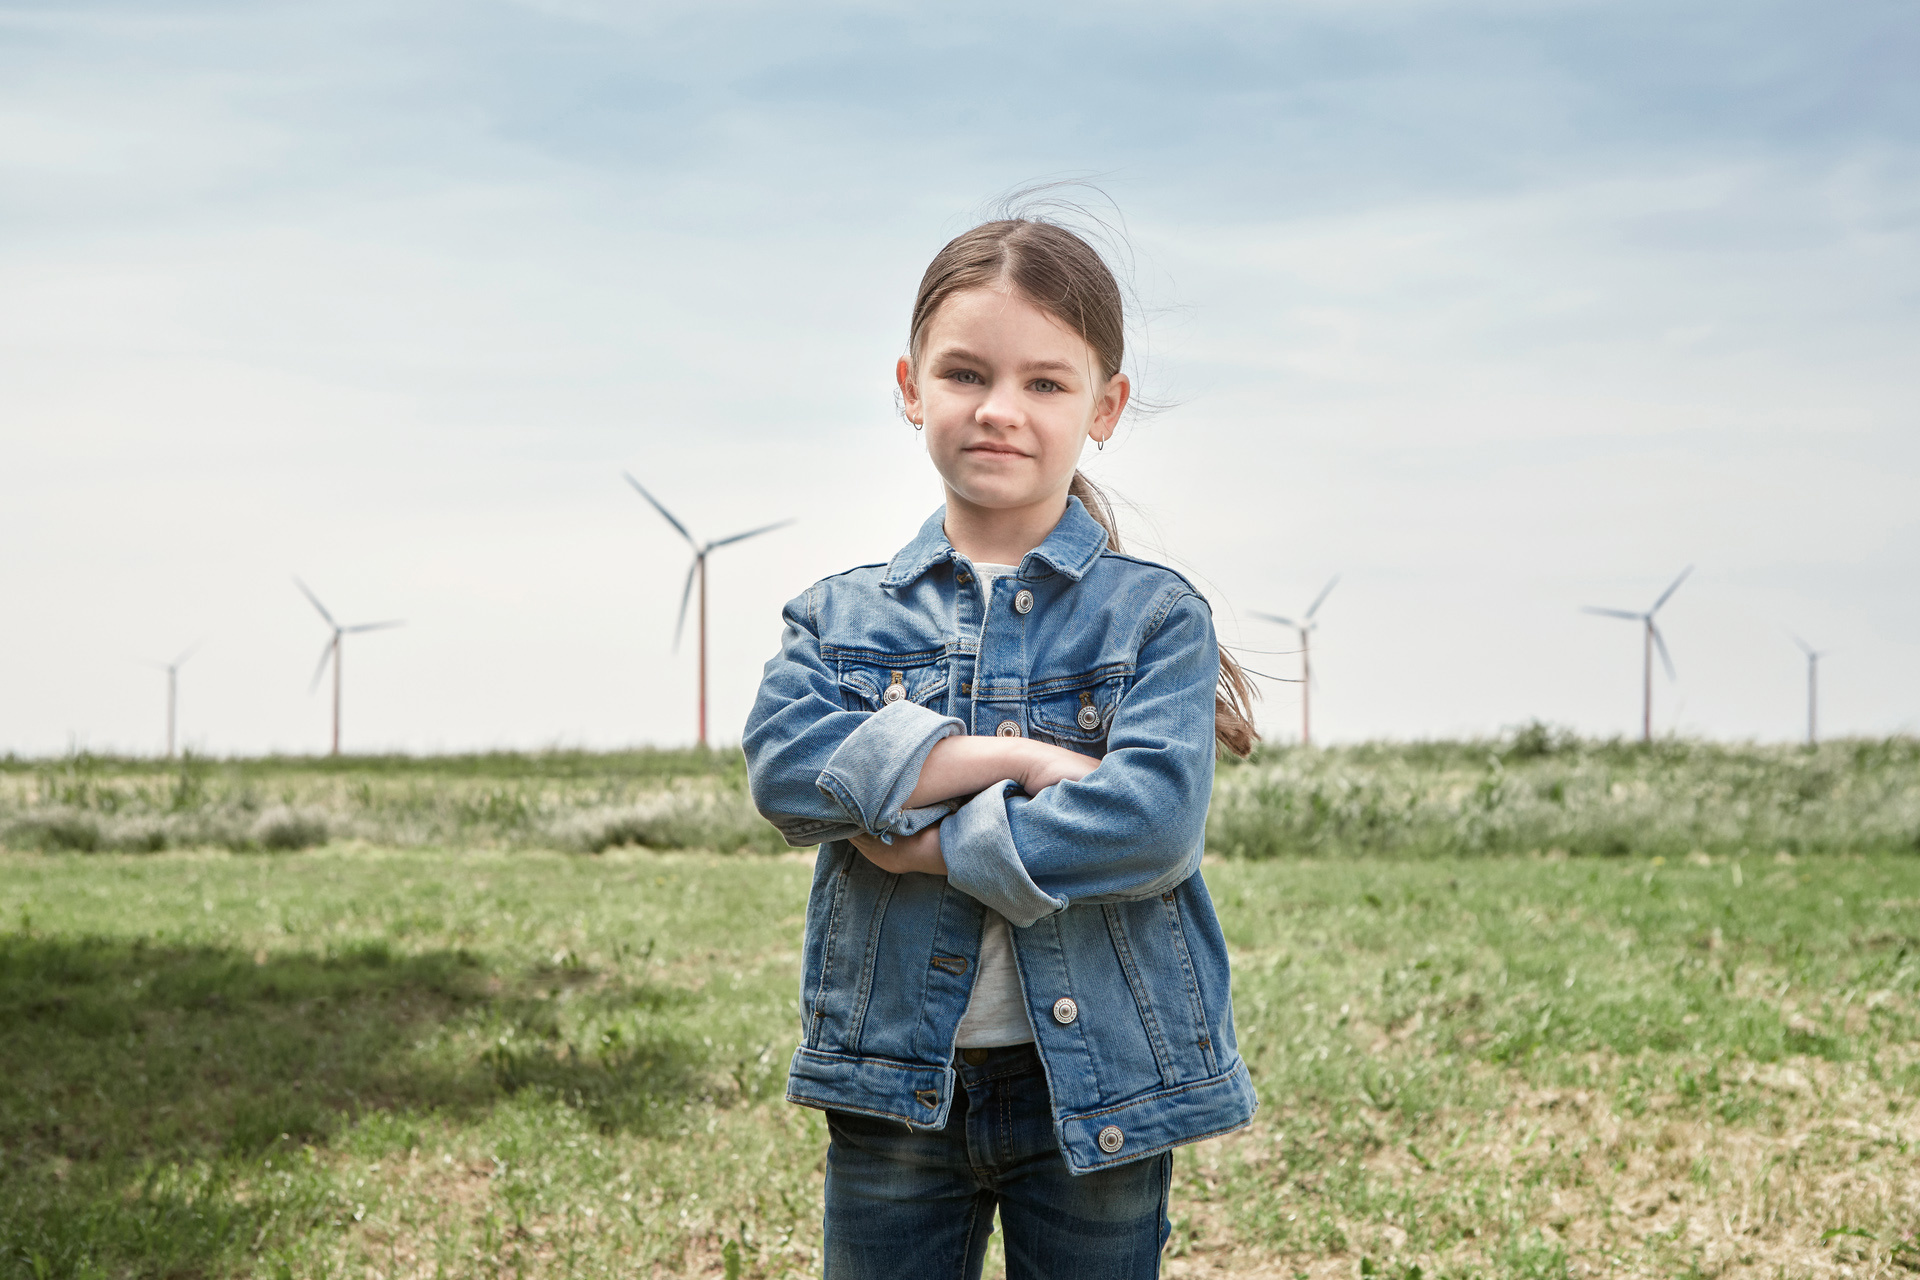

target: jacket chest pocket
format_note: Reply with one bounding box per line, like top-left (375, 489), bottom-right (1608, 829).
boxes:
top-left (1027, 672), bottom-right (1128, 756)
top-left (837, 658), bottom-right (949, 714)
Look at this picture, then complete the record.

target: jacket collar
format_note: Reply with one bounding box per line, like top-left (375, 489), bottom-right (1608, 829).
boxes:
top-left (880, 497), bottom-right (1110, 589)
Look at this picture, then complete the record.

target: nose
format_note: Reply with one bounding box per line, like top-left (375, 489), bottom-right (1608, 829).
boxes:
top-left (975, 380), bottom-right (1024, 432)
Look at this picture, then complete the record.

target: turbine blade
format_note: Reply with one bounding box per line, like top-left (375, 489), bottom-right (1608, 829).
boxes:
top-left (172, 640), bottom-right (202, 668)
top-left (1789, 632), bottom-right (1814, 657)
top-left (672, 556), bottom-right (699, 650)
top-left (623, 472), bottom-right (699, 548)
top-left (707, 518), bottom-right (795, 550)
top-left (1582, 607), bottom-right (1643, 620)
top-left (309, 636), bottom-right (337, 693)
top-left (1651, 624), bottom-right (1676, 681)
top-left (343, 620), bottom-right (405, 634)
top-left (1649, 565), bottom-right (1694, 614)
top-left (1305, 574), bottom-right (1341, 620)
top-left (1251, 611), bottom-right (1300, 628)
top-left (293, 577), bottom-right (336, 627)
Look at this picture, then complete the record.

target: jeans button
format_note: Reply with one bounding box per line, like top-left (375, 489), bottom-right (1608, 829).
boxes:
top-left (996, 720), bottom-right (1022, 738)
top-left (962, 1047), bottom-right (989, 1065)
top-left (1051, 997), bottom-right (1078, 1025)
top-left (1097, 1125), bottom-right (1124, 1154)
top-left (1013, 589), bottom-right (1034, 614)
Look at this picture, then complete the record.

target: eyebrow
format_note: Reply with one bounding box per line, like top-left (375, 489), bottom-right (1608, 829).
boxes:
top-left (933, 347), bottom-right (1081, 376)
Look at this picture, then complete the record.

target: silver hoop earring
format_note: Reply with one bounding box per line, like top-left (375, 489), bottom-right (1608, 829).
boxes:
top-left (912, 420), bottom-right (923, 431)
top-left (1096, 437), bottom-right (1105, 452)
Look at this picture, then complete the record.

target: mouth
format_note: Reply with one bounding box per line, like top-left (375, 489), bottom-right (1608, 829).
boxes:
top-left (963, 442), bottom-right (1029, 459)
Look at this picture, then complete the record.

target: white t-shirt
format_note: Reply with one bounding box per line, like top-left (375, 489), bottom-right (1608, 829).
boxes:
top-left (953, 563), bottom-right (1036, 1049)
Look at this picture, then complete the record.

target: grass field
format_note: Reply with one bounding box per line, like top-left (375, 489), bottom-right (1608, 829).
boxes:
top-left (5, 841), bottom-right (1918, 1279)
top-left (6, 732), bottom-right (1919, 861)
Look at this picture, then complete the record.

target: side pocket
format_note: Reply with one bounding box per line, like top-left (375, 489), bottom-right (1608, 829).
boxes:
top-left (1160, 888), bottom-right (1221, 1077)
top-left (805, 845), bottom-right (857, 1049)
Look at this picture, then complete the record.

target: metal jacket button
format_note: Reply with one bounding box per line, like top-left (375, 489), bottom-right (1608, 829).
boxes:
top-left (882, 683), bottom-right (906, 705)
top-left (1013, 589), bottom-right (1034, 614)
top-left (996, 720), bottom-right (1022, 738)
top-left (1097, 1125), bottom-right (1125, 1153)
top-left (1077, 704), bottom-right (1101, 731)
top-left (1052, 996), bottom-right (1078, 1025)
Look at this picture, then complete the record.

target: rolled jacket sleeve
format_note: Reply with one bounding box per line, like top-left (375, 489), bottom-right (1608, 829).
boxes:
top-left (744, 586), bottom-right (962, 847)
top-left (817, 700), bottom-right (964, 842)
top-left (940, 780), bottom-right (1069, 927)
top-left (938, 592), bottom-right (1218, 920)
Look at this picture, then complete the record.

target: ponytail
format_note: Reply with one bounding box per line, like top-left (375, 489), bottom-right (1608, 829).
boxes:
top-left (1070, 472), bottom-right (1260, 759)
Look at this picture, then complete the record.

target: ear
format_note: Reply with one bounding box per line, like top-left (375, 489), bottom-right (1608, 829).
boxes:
top-left (896, 356), bottom-right (922, 425)
top-left (1089, 372), bottom-right (1130, 445)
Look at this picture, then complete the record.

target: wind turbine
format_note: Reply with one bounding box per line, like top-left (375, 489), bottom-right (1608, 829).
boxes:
top-left (1253, 575), bottom-right (1339, 747)
top-left (1791, 634), bottom-right (1826, 745)
top-left (148, 643), bottom-right (199, 758)
top-left (623, 473), bottom-right (793, 747)
top-left (295, 578), bottom-right (404, 756)
top-left (1582, 566), bottom-right (1691, 743)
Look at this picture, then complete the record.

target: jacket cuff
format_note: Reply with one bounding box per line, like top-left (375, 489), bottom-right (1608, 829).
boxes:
top-left (815, 700), bottom-right (965, 840)
top-left (940, 781), bottom-right (1067, 928)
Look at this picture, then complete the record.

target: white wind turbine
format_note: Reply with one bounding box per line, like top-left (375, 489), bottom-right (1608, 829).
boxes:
top-left (623, 473), bottom-right (792, 747)
top-left (1254, 575), bottom-right (1339, 747)
top-left (1791, 634), bottom-right (1827, 746)
top-left (295, 579), bottom-right (404, 756)
top-left (147, 643), bottom-right (200, 758)
top-left (1583, 566), bottom-right (1691, 743)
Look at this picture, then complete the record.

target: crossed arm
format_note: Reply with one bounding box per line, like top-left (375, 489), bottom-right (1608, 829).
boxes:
top-left (848, 735), bottom-right (1099, 876)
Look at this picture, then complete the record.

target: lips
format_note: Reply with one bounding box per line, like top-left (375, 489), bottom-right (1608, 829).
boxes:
top-left (964, 444), bottom-right (1028, 459)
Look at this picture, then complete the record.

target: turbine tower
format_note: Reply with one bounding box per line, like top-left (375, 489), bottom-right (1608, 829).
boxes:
top-left (295, 579), bottom-right (404, 756)
top-left (1583, 566), bottom-right (1691, 743)
top-left (1253, 575), bottom-right (1339, 747)
top-left (1791, 634), bottom-right (1826, 746)
top-left (149, 644), bottom-right (199, 758)
top-left (624, 474), bottom-right (793, 747)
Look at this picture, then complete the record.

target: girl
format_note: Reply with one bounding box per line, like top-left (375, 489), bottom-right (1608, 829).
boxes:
top-left (744, 213), bottom-right (1258, 1279)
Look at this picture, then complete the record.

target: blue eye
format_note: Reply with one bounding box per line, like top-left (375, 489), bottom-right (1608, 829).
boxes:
top-left (1032, 379), bottom-right (1061, 393)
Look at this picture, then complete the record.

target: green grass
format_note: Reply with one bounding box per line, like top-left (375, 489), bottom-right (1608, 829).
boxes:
top-left (6, 731), bottom-right (1917, 860)
top-left (0, 748), bottom-right (783, 856)
top-left (4, 846), bottom-right (1918, 1278)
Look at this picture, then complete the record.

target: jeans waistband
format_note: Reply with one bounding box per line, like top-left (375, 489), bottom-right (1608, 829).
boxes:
top-left (953, 1040), bottom-right (1041, 1083)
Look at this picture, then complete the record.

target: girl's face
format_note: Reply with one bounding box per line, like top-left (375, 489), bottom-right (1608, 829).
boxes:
top-left (898, 287), bottom-right (1129, 521)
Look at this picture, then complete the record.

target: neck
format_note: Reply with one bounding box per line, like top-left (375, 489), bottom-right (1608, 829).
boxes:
top-left (942, 487), bottom-right (1069, 567)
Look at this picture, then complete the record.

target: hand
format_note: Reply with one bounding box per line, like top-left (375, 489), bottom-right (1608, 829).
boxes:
top-left (1013, 740), bottom-right (1100, 795)
top-left (850, 825), bottom-right (947, 877)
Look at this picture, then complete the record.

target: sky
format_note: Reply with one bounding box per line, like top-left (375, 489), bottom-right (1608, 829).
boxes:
top-left (2, 0), bottom-right (1917, 756)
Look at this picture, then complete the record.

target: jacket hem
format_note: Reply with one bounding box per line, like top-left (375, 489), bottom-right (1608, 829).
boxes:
top-left (1055, 1058), bottom-right (1258, 1174)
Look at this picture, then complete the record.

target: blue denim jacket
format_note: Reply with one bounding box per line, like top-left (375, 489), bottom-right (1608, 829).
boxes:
top-left (743, 499), bottom-right (1256, 1174)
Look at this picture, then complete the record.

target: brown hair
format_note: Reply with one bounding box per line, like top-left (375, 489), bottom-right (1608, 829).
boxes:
top-left (907, 218), bottom-right (1260, 758)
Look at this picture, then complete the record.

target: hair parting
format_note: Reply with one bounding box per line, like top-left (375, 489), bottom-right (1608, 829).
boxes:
top-left (908, 210), bottom-right (1260, 757)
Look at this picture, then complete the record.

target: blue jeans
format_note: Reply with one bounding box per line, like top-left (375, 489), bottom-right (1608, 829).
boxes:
top-left (823, 1044), bottom-right (1172, 1279)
